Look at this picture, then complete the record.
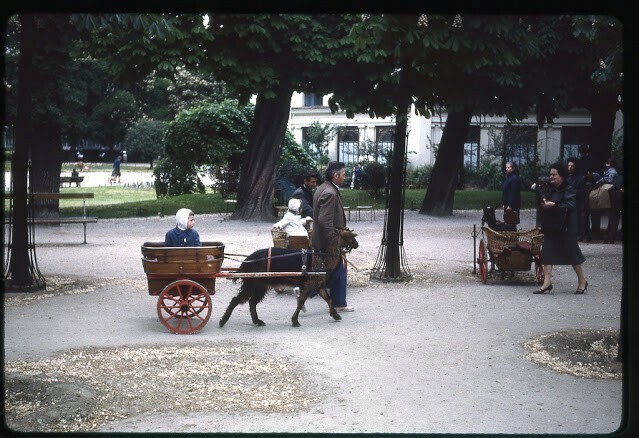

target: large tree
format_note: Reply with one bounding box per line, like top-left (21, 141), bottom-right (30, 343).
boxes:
top-left (75, 13), bottom-right (359, 220)
top-left (535, 15), bottom-right (623, 170)
top-left (326, 14), bottom-right (543, 277)
top-left (200, 14), bottom-right (358, 220)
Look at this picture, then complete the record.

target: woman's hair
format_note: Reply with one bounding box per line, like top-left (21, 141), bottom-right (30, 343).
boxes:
top-left (549, 162), bottom-right (569, 180)
top-left (606, 158), bottom-right (617, 167)
top-left (325, 161), bottom-right (345, 181)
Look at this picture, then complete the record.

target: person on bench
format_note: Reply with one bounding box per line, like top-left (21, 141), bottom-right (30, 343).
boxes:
top-left (165, 208), bottom-right (202, 247)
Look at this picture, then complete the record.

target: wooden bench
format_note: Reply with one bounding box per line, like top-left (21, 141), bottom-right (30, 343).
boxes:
top-left (3, 192), bottom-right (98, 244)
top-left (59, 176), bottom-right (84, 187)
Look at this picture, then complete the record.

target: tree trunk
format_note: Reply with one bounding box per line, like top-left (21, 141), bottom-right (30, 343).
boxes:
top-left (380, 53), bottom-right (412, 279)
top-left (6, 15), bottom-right (42, 290)
top-left (232, 86), bottom-right (293, 221)
top-left (419, 106), bottom-right (474, 216)
top-left (587, 90), bottom-right (619, 173)
top-left (31, 123), bottom-right (64, 218)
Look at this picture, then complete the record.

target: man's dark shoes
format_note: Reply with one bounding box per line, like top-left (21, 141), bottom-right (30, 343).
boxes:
top-left (534, 284), bottom-right (553, 294)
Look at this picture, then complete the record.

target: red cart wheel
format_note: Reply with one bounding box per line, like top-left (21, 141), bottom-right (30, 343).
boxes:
top-left (534, 256), bottom-right (544, 285)
top-left (478, 239), bottom-right (488, 284)
top-left (157, 279), bottom-right (212, 334)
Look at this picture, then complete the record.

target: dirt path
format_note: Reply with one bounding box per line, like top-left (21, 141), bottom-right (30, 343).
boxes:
top-left (3, 209), bottom-right (625, 434)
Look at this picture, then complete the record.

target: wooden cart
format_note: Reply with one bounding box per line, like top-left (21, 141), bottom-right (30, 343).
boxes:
top-left (141, 241), bottom-right (324, 334)
top-left (477, 227), bottom-right (545, 285)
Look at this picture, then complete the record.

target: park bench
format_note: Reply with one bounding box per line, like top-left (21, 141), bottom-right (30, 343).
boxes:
top-left (59, 176), bottom-right (84, 187)
top-left (3, 192), bottom-right (98, 244)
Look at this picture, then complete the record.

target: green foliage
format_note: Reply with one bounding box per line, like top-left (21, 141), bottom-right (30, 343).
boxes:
top-left (91, 89), bottom-right (140, 147)
top-left (164, 99), bottom-right (252, 165)
top-left (301, 122), bottom-right (337, 165)
top-left (210, 165), bottom-right (239, 199)
top-left (360, 161), bottom-right (387, 198)
top-left (153, 157), bottom-right (205, 198)
top-left (475, 159), bottom-right (503, 191)
top-left (406, 165), bottom-right (432, 188)
top-left (124, 118), bottom-right (166, 165)
top-left (157, 100), bottom-right (252, 196)
top-left (166, 67), bottom-right (231, 114)
top-left (280, 131), bottom-right (315, 169)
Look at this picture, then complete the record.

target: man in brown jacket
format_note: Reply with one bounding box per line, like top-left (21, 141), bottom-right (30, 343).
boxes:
top-left (312, 161), bottom-right (353, 312)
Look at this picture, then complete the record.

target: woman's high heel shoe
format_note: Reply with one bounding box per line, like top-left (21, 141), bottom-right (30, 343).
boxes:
top-left (534, 284), bottom-right (553, 294)
top-left (575, 281), bottom-right (589, 294)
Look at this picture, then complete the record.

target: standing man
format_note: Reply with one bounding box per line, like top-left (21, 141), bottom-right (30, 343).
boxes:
top-left (291, 171), bottom-right (319, 218)
top-left (312, 161), bottom-right (353, 313)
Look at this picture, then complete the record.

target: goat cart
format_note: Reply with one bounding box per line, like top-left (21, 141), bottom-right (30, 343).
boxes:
top-left (476, 227), bottom-right (545, 284)
top-left (141, 241), bottom-right (324, 334)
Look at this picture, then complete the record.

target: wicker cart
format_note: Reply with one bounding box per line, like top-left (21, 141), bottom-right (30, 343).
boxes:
top-left (477, 227), bottom-right (544, 284)
top-left (271, 222), bottom-right (313, 250)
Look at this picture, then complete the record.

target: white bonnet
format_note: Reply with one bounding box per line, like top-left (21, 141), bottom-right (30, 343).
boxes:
top-left (175, 208), bottom-right (193, 230)
top-left (288, 198), bottom-right (301, 213)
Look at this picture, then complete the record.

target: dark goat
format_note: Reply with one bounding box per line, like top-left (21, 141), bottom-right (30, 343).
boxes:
top-left (219, 228), bottom-right (358, 328)
top-left (481, 202), bottom-right (516, 232)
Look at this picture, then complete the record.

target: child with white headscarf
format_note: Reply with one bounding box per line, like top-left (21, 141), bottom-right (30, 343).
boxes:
top-left (165, 208), bottom-right (202, 247)
top-left (273, 198), bottom-right (312, 237)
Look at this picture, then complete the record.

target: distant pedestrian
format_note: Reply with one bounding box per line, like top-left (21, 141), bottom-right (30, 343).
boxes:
top-left (111, 155), bottom-right (122, 184)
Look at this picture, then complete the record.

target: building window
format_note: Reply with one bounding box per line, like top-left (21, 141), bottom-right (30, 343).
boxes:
top-left (375, 127), bottom-right (394, 164)
top-left (561, 126), bottom-right (590, 161)
top-left (337, 127), bottom-right (359, 164)
top-left (464, 126), bottom-right (481, 169)
top-left (303, 93), bottom-right (322, 107)
top-left (504, 126), bottom-right (537, 166)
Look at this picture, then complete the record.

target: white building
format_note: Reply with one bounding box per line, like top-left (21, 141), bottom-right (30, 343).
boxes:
top-left (287, 92), bottom-right (622, 172)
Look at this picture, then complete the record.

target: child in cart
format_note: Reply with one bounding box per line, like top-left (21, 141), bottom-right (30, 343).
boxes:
top-left (273, 198), bottom-right (312, 237)
top-left (165, 208), bottom-right (202, 247)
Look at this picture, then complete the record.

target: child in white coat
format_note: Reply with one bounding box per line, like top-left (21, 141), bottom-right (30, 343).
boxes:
top-left (273, 198), bottom-right (312, 237)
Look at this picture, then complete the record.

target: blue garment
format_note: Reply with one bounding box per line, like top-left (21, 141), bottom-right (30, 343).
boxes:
top-left (291, 184), bottom-right (314, 218)
top-left (602, 167), bottom-right (620, 186)
top-left (327, 258), bottom-right (347, 307)
top-left (165, 227), bottom-right (201, 247)
top-left (502, 172), bottom-right (521, 211)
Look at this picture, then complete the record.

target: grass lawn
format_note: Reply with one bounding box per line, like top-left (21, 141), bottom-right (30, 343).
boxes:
top-left (4, 185), bottom-right (536, 219)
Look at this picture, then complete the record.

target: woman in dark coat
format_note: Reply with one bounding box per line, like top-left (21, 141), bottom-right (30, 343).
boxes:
top-left (536, 162), bottom-right (588, 294)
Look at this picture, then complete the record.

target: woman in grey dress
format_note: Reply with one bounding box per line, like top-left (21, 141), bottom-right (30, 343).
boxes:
top-left (535, 162), bottom-right (589, 295)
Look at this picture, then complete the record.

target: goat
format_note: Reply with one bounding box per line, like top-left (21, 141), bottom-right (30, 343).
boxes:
top-left (219, 228), bottom-right (359, 328)
top-left (481, 202), bottom-right (517, 232)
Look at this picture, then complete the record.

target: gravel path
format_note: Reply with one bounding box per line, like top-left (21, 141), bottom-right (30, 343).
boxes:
top-left (3, 209), bottom-right (625, 434)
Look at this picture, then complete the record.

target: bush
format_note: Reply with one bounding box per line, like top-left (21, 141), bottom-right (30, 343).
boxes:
top-left (360, 161), bottom-right (387, 198)
top-left (153, 157), bottom-right (205, 198)
top-left (210, 165), bottom-right (239, 199)
top-left (477, 159), bottom-right (502, 191)
top-left (406, 165), bottom-right (432, 188)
